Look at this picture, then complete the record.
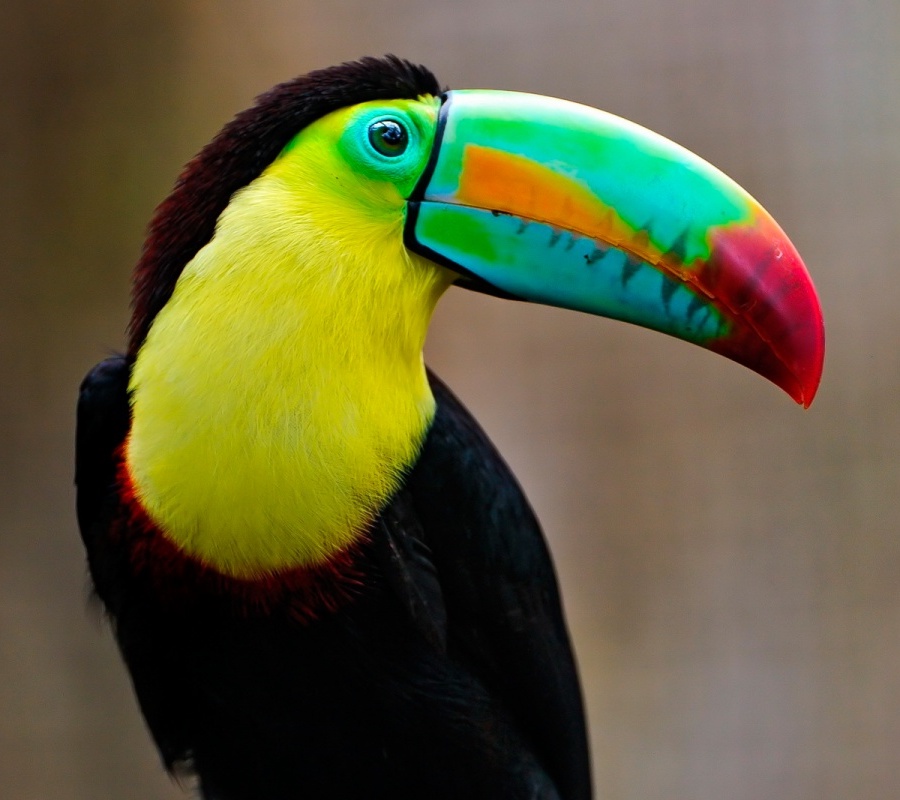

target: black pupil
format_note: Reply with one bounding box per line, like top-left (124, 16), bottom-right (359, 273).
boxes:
top-left (369, 120), bottom-right (408, 156)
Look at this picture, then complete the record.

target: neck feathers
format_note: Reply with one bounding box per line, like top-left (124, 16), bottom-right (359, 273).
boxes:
top-left (125, 161), bottom-right (450, 579)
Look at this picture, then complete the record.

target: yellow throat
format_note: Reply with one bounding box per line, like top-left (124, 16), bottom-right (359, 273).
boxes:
top-left (126, 98), bottom-right (452, 578)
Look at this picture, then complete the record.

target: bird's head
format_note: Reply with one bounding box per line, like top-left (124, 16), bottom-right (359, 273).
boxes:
top-left (130, 55), bottom-right (823, 409)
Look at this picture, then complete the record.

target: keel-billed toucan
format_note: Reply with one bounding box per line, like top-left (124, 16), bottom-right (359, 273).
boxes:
top-left (76, 56), bottom-right (823, 800)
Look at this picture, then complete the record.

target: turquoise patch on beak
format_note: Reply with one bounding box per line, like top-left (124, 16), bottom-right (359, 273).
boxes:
top-left (414, 202), bottom-right (729, 344)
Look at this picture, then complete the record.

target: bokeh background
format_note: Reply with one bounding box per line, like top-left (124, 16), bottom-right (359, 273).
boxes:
top-left (2, 1), bottom-right (898, 798)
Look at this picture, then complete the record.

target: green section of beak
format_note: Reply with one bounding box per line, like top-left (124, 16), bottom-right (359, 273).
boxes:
top-left (421, 90), bottom-right (750, 265)
top-left (405, 90), bottom-right (824, 405)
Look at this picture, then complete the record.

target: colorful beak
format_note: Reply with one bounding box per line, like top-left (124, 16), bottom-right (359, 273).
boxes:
top-left (405, 90), bottom-right (824, 406)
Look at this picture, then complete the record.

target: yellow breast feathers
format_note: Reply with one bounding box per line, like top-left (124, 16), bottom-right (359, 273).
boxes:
top-left (126, 99), bottom-right (452, 578)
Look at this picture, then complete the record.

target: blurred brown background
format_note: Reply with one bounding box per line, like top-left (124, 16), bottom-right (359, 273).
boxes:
top-left (1, 1), bottom-right (897, 798)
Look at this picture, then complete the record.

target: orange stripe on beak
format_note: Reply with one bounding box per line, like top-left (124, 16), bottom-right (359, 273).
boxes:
top-left (456, 144), bottom-right (668, 271)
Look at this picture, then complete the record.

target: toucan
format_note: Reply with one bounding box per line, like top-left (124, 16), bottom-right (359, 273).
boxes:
top-left (75, 56), bottom-right (824, 800)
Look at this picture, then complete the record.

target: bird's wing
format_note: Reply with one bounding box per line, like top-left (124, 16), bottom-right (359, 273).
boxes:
top-left (401, 371), bottom-right (592, 800)
top-left (75, 356), bottom-right (195, 771)
top-left (75, 355), bottom-right (131, 553)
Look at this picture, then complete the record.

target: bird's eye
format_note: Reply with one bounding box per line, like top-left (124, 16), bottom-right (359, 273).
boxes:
top-left (367, 120), bottom-right (409, 157)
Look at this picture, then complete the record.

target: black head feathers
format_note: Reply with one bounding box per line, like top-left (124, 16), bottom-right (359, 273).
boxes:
top-left (128, 56), bottom-right (441, 354)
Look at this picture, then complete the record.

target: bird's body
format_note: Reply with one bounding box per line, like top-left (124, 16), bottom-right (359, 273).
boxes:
top-left (78, 357), bottom-right (588, 799)
top-left (76, 57), bottom-right (822, 799)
